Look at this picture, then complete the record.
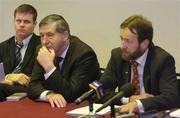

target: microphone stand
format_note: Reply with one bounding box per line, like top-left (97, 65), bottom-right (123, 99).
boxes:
top-left (89, 99), bottom-right (93, 113)
top-left (88, 99), bottom-right (95, 118)
top-left (110, 104), bottom-right (116, 118)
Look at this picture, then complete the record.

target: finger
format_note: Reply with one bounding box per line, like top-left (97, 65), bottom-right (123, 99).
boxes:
top-left (18, 78), bottom-right (27, 86)
top-left (18, 76), bottom-right (29, 86)
top-left (62, 98), bottom-right (67, 107)
top-left (49, 49), bottom-right (55, 54)
top-left (39, 47), bottom-right (44, 53)
top-left (58, 98), bottom-right (66, 108)
top-left (20, 76), bottom-right (28, 83)
top-left (59, 96), bottom-right (67, 107)
top-left (17, 80), bottom-right (24, 86)
top-left (42, 46), bottom-right (51, 54)
top-left (22, 75), bottom-right (31, 83)
top-left (54, 98), bottom-right (61, 108)
top-left (41, 46), bottom-right (47, 51)
top-left (54, 95), bottom-right (66, 108)
top-left (49, 98), bottom-right (55, 108)
top-left (22, 74), bottom-right (30, 80)
top-left (129, 108), bottom-right (133, 114)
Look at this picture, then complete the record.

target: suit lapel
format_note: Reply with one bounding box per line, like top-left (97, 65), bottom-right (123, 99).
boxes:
top-left (60, 38), bottom-right (74, 72)
top-left (143, 65), bottom-right (151, 92)
top-left (21, 34), bottom-right (36, 70)
top-left (122, 62), bottom-right (131, 83)
top-left (143, 44), bottom-right (154, 92)
top-left (9, 37), bottom-right (16, 70)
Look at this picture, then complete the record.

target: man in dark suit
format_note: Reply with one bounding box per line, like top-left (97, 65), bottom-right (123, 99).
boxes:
top-left (28, 14), bottom-right (100, 108)
top-left (100, 15), bottom-right (179, 113)
top-left (0, 4), bottom-right (40, 101)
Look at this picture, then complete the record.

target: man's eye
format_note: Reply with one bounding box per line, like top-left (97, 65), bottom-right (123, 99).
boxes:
top-left (47, 33), bottom-right (54, 37)
top-left (16, 20), bottom-right (21, 23)
top-left (24, 20), bottom-right (31, 24)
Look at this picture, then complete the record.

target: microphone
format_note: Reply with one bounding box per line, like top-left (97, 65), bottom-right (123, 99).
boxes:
top-left (95, 83), bottom-right (135, 113)
top-left (74, 80), bottom-right (104, 104)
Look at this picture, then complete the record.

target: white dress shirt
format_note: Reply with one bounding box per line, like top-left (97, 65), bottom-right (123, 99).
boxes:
top-left (16, 34), bottom-right (32, 61)
top-left (121, 48), bottom-right (149, 113)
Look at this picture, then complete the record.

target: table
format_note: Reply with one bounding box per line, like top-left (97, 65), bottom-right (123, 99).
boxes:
top-left (0, 97), bottom-right (176, 118)
top-left (0, 98), bottom-right (89, 118)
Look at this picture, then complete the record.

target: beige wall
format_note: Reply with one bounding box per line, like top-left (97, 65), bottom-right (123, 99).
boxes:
top-left (0, 0), bottom-right (180, 72)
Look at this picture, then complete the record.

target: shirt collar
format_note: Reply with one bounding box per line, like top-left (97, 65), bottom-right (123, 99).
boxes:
top-left (15, 34), bottom-right (32, 46)
top-left (60, 44), bottom-right (69, 59)
top-left (135, 48), bottom-right (149, 67)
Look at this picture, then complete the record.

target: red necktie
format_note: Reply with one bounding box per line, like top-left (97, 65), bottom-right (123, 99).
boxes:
top-left (132, 61), bottom-right (140, 95)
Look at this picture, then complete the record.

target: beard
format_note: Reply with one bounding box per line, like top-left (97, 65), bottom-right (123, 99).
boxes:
top-left (121, 46), bottom-right (143, 61)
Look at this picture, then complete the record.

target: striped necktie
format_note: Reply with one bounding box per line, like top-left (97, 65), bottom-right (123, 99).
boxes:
top-left (131, 61), bottom-right (140, 95)
top-left (14, 42), bottom-right (23, 73)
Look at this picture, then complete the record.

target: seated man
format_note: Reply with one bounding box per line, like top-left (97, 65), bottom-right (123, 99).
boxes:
top-left (28, 14), bottom-right (101, 108)
top-left (0, 4), bottom-right (40, 101)
top-left (99, 15), bottom-right (179, 113)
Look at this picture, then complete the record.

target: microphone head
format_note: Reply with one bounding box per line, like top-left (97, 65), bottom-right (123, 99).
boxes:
top-left (89, 80), bottom-right (104, 99)
top-left (74, 80), bottom-right (104, 104)
top-left (120, 83), bottom-right (136, 97)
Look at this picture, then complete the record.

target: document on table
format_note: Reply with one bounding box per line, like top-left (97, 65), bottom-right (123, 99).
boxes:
top-left (6, 92), bottom-right (27, 101)
top-left (170, 109), bottom-right (180, 117)
top-left (66, 104), bottom-right (119, 116)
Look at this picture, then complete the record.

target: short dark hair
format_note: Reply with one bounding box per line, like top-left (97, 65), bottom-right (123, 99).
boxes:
top-left (120, 15), bottom-right (153, 43)
top-left (14, 4), bottom-right (37, 22)
top-left (39, 14), bottom-right (70, 34)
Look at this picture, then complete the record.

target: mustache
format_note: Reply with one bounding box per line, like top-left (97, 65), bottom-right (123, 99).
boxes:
top-left (121, 48), bottom-right (128, 53)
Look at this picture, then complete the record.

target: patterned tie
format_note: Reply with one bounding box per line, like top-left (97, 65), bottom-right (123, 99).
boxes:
top-left (14, 42), bottom-right (23, 73)
top-left (54, 57), bottom-right (63, 70)
top-left (131, 61), bottom-right (140, 95)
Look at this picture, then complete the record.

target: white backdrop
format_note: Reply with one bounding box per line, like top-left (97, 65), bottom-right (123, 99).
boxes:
top-left (0, 0), bottom-right (180, 72)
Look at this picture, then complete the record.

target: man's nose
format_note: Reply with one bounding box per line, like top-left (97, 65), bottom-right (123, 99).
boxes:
top-left (20, 21), bottom-right (25, 27)
top-left (41, 37), bottom-right (48, 45)
top-left (120, 40), bottom-right (127, 49)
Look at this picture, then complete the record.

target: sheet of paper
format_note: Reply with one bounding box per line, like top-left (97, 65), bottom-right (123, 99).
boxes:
top-left (170, 109), bottom-right (180, 117)
top-left (66, 104), bottom-right (119, 116)
top-left (6, 92), bottom-right (27, 101)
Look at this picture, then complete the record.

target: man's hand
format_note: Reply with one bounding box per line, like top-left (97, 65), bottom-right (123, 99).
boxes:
top-left (118, 101), bottom-right (138, 114)
top-left (37, 46), bottom-right (55, 72)
top-left (46, 92), bottom-right (67, 108)
top-left (129, 93), bottom-right (154, 102)
top-left (5, 73), bottom-right (30, 86)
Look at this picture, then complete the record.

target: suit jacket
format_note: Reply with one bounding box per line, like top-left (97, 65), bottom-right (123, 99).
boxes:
top-left (0, 33), bottom-right (40, 76)
top-left (100, 44), bottom-right (179, 111)
top-left (28, 36), bottom-right (101, 102)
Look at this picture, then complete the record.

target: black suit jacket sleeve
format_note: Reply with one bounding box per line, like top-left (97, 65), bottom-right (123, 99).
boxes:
top-left (140, 51), bottom-right (179, 111)
top-left (100, 48), bottom-right (127, 90)
top-left (28, 36), bottom-right (101, 102)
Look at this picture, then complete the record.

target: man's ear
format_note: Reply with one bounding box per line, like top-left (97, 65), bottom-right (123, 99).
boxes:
top-left (140, 39), bottom-right (149, 50)
top-left (63, 31), bottom-right (69, 41)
